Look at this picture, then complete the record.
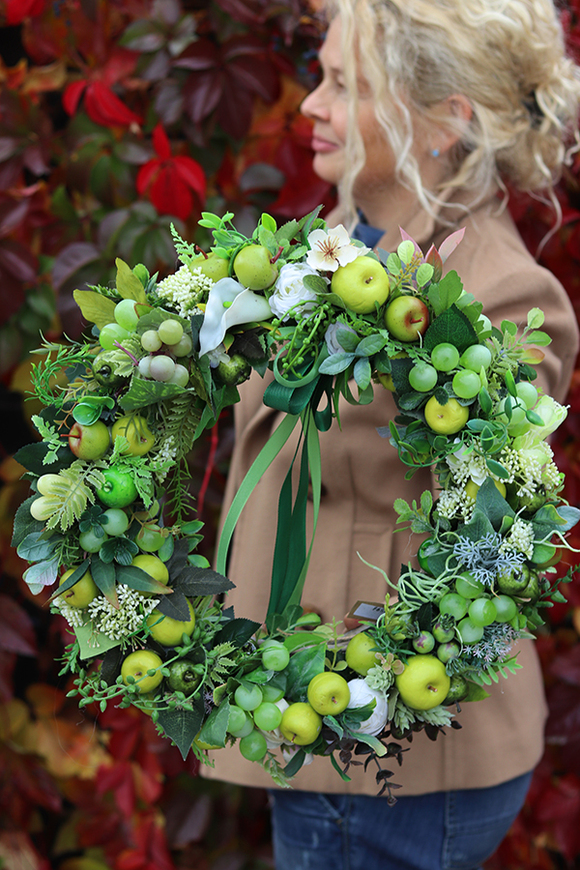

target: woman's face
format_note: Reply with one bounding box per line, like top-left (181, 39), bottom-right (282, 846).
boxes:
top-left (301, 17), bottom-right (395, 193)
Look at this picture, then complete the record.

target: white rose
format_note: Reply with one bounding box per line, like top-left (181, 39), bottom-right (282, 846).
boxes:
top-left (347, 678), bottom-right (389, 736)
top-left (269, 263), bottom-right (325, 321)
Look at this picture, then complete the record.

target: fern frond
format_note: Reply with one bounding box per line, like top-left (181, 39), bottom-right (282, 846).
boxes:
top-left (44, 463), bottom-right (106, 531)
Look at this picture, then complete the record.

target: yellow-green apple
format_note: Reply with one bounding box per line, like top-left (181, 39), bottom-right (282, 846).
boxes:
top-left (68, 420), bottom-right (111, 459)
top-left (58, 566), bottom-right (98, 608)
top-left (307, 672), bottom-right (350, 715)
top-left (330, 256), bottom-right (390, 313)
top-left (131, 554), bottom-right (169, 585)
top-left (121, 649), bottom-right (164, 693)
top-left (233, 245), bottom-right (277, 290)
top-left (111, 414), bottom-right (155, 456)
top-left (146, 600), bottom-right (195, 646)
top-left (345, 632), bottom-right (379, 675)
top-left (193, 252), bottom-right (230, 282)
top-left (424, 396), bottom-right (469, 434)
top-left (280, 702), bottom-right (322, 745)
top-left (384, 295), bottom-right (430, 341)
top-left (395, 654), bottom-right (450, 710)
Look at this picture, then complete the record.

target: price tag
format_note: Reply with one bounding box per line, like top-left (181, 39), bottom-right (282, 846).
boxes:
top-left (345, 600), bottom-right (384, 624)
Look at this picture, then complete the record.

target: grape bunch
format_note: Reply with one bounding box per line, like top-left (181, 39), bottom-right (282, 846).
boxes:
top-left (137, 318), bottom-right (192, 387)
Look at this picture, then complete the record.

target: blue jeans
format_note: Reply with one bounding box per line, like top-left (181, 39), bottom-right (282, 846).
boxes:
top-left (270, 771), bottom-right (532, 870)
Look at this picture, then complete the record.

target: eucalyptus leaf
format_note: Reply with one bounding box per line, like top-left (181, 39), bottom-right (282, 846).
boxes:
top-left (319, 352), bottom-right (355, 375)
top-left (17, 530), bottom-right (60, 562)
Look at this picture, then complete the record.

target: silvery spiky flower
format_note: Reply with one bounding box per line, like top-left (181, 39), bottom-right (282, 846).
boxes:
top-left (466, 623), bottom-right (520, 666)
top-left (453, 531), bottom-right (525, 585)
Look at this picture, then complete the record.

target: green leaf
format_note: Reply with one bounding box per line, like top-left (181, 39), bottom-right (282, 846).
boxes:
top-left (527, 308), bottom-right (545, 329)
top-left (74, 623), bottom-right (121, 660)
top-left (501, 320), bottom-right (518, 337)
top-left (115, 564), bottom-right (173, 595)
top-left (212, 617), bottom-right (260, 648)
top-left (158, 699), bottom-right (205, 758)
top-left (156, 589), bottom-right (191, 620)
top-left (72, 290), bottom-right (117, 330)
top-left (318, 352), bottom-right (355, 375)
top-left (197, 698), bottom-right (229, 749)
top-left (284, 643), bottom-right (326, 702)
top-left (336, 328), bottom-right (360, 353)
top-left (464, 682), bottom-right (490, 701)
top-left (423, 304), bottom-right (477, 354)
top-left (485, 458), bottom-right (510, 479)
top-left (524, 330), bottom-right (551, 347)
top-left (356, 334), bottom-right (386, 357)
top-left (261, 213), bottom-right (277, 233)
top-left (49, 560), bottom-right (90, 600)
top-left (17, 530), bottom-right (60, 562)
top-left (349, 731), bottom-right (387, 756)
top-left (416, 263), bottom-right (434, 287)
top-left (118, 377), bottom-right (186, 412)
top-left (428, 271), bottom-right (464, 315)
top-left (354, 357), bottom-right (372, 391)
top-left (115, 258), bottom-right (147, 303)
top-left (474, 478), bottom-right (515, 529)
top-left (283, 748), bottom-right (307, 778)
top-left (23, 557), bottom-right (59, 594)
top-left (90, 556), bottom-right (118, 608)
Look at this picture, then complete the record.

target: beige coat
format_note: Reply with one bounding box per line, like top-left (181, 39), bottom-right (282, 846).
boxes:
top-left (204, 194), bottom-right (579, 795)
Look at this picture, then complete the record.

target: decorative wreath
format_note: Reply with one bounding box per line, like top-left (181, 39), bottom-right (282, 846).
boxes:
top-left (12, 207), bottom-right (579, 799)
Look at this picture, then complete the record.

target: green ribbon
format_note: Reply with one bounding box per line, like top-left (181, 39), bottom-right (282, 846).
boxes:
top-left (215, 412), bottom-right (300, 577)
top-left (266, 407), bottom-right (322, 617)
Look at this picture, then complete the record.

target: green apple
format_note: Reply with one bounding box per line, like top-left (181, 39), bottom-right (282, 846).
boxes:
top-left (307, 672), bottom-right (350, 715)
top-left (68, 420), bottom-right (111, 459)
top-left (59, 567), bottom-right (98, 608)
top-left (146, 600), bottom-right (195, 646)
top-left (131, 554), bottom-right (169, 585)
top-left (193, 252), bottom-right (230, 282)
top-left (424, 396), bottom-right (469, 434)
top-left (111, 414), bottom-right (155, 456)
top-left (345, 632), bottom-right (379, 675)
top-left (96, 468), bottom-right (138, 508)
top-left (395, 654), bottom-right (450, 710)
top-left (121, 649), bottom-right (164, 693)
top-left (330, 256), bottom-right (390, 313)
top-left (233, 244), bottom-right (277, 290)
top-left (384, 295), bottom-right (430, 341)
top-left (280, 702), bottom-right (322, 745)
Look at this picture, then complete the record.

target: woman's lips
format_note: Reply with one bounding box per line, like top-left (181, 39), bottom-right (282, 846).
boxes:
top-left (311, 135), bottom-right (339, 153)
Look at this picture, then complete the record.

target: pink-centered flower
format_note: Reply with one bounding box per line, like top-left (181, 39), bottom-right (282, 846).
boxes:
top-left (306, 225), bottom-right (365, 272)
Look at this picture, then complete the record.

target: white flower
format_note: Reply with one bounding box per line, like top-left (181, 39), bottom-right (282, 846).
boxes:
top-left (347, 678), bottom-right (388, 736)
top-left (324, 322), bottom-right (356, 355)
top-left (306, 225), bottom-right (367, 272)
top-left (198, 277), bottom-right (273, 357)
top-left (156, 264), bottom-right (212, 317)
top-left (269, 263), bottom-right (324, 321)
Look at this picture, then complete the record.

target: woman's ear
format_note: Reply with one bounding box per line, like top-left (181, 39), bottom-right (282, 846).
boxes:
top-left (430, 94), bottom-right (473, 156)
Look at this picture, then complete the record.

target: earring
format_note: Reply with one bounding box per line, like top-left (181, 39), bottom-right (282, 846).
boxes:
top-left (431, 148), bottom-right (440, 158)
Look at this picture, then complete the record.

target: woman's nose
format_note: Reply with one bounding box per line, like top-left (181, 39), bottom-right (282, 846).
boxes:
top-left (301, 82), bottom-right (328, 120)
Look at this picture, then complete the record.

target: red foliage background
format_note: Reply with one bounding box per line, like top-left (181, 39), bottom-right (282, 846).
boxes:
top-left (0, 1), bottom-right (579, 867)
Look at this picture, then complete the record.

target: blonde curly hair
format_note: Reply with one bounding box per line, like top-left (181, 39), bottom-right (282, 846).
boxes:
top-left (324, 0), bottom-right (580, 227)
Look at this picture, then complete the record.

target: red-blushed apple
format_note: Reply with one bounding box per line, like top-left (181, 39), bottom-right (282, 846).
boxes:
top-left (68, 420), bottom-right (110, 459)
top-left (384, 295), bottom-right (430, 341)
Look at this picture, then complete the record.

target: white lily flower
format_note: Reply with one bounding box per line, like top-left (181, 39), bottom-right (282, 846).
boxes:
top-left (198, 277), bottom-right (273, 358)
top-left (306, 224), bottom-right (367, 272)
